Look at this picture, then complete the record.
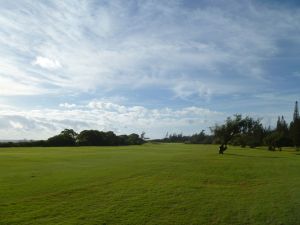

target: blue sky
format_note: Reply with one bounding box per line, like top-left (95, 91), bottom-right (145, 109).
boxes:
top-left (0, 0), bottom-right (299, 139)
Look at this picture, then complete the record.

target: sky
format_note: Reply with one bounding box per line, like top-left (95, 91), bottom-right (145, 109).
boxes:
top-left (0, 0), bottom-right (300, 140)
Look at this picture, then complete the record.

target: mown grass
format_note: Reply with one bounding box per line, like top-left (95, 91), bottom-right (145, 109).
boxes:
top-left (1, 144), bottom-right (300, 225)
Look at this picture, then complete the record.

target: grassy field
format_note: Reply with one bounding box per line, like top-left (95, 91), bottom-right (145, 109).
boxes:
top-left (1, 144), bottom-right (300, 225)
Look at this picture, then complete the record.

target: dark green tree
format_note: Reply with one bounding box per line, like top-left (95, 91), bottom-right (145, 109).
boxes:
top-left (290, 101), bottom-right (300, 149)
top-left (211, 115), bottom-right (265, 149)
top-left (47, 129), bottom-right (77, 146)
top-left (76, 130), bottom-right (105, 146)
top-left (104, 131), bottom-right (118, 145)
top-left (190, 130), bottom-right (213, 144)
top-left (211, 114), bottom-right (244, 145)
top-left (127, 133), bottom-right (144, 145)
top-left (60, 129), bottom-right (78, 139)
top-left (264, 132), bottom-right (281, 151)
top-left (275, 116), bottom-right (292, 149)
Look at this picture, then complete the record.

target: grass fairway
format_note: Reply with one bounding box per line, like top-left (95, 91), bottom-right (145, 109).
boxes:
top-left (1, 144), bottom-right (300, 225)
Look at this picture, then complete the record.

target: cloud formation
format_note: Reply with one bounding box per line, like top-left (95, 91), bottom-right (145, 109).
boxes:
top-left (0, 0), bottom-right (299, 97)
top-left (33, 56), bottom-right (61, 70)
top-left (0, 100), bottom-right (223, 139)
top-left (0, 0), bottom-right (299, 138)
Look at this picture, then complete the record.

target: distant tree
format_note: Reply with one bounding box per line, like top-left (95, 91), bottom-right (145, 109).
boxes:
top-left (165, 133), bottom-right (188, 143)
top-left (264, 131), bottom-right (281, 151)
top-left (190, 130), bottom-right (205, 143)
top-left (290, 101), bottom-right (300, 150)
top-left (293, 101), bottom-right (299, 121)
top-left (0, 128), bottom-right (146, 148)
top-left (104, 131), bottom-right (118, 146)
top-left (275, 116), bottom-right (293, 148)
top-left (76, 130), bottom-right (105, 146)
top-left (60, 129), bottom-right (78, 139)
top-left (189, 130), bottom-right (213, 144)
top-left (47, 129), bottom-right (77, 146)
top-left (128, 133), bottom-right (144, 145)
top-left (76, 130), bottom-right (145, 146)
top-left (290, 119), bottom-right (300, 150)
top-left (118, 134), bottom-right (129, 145)
top-left (140, 132), bottom-right (146, 140)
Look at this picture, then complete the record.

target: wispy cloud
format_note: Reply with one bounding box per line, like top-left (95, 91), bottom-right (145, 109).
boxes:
top-left (0, 0), bottom-right (299, 138)
top-left (0, 0), bottom-right (299, 97)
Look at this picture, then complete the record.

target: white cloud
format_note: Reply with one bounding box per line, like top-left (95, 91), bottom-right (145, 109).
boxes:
top-left (0, 100), bottom-right (223, 139)
top-left (59, 103), bottom-right (77, 108)
top-left (32, 56), bottom-right (61, 70)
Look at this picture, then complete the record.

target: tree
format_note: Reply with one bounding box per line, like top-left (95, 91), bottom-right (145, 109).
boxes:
top-left (140, 132), bottom-right (146, 140)
top-left (118, 135), bottom-right (129, 145)
top-left (127, 133), bottom-right (144, 145)
top-left (76, 130), bottom-right (145, 146)
top-left (211, 115), bottom-right (265, 149)
top-left (290, 101), bottom-right (300, 149)
top-left (293, 101), bottom-right (299, 121)
top-left (47, 129), bottom-right (77, 146)
top-left (290, 119), bottom-right (300, 149)
top-left (190, 130), bottom-right (213, 144)
top-left (264, 131), bottom-right (281, 151)
top-left (104, 131), bottom-right (118, 145)
top-left (239, 116), bottom-right (265, 148)
top-left (275, 116), bottom-right (292, 148)
top-left (76, 130), bottom-right (104, 146)
top-left (60, 129), bottom-right (78, 139)
top-left (211, 114), bottom-right (244, 145)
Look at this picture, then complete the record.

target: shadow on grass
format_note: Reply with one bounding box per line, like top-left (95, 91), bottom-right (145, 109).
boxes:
top-left (224, 153), bottom-right (285, 159)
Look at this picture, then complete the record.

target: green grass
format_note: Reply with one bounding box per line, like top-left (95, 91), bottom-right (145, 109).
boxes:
top-left (1, 144), bottom-right (300, 225)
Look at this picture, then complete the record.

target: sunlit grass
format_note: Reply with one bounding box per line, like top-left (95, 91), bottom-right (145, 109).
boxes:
top-left (1, 144), bottom-right (300, 225)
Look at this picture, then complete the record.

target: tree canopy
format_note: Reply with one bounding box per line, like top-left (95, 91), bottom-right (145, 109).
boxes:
top-left (211, 115), bottom-right (265, 148)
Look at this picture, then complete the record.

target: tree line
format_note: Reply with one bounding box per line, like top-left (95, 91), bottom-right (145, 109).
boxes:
top-left (154, 101), bottom-right (300, 150)
top-left (0, 129), bottom-right (145, 147)
top-left (1, 102), bottom-right (299, 149)
top-left (152, 130), bottom-right (213, 144)
top-left (210, 101), bottom-right (300, 150)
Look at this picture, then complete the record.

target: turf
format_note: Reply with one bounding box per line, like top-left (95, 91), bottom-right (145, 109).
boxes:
top-left (1, 144), bottom-right (300, 225)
